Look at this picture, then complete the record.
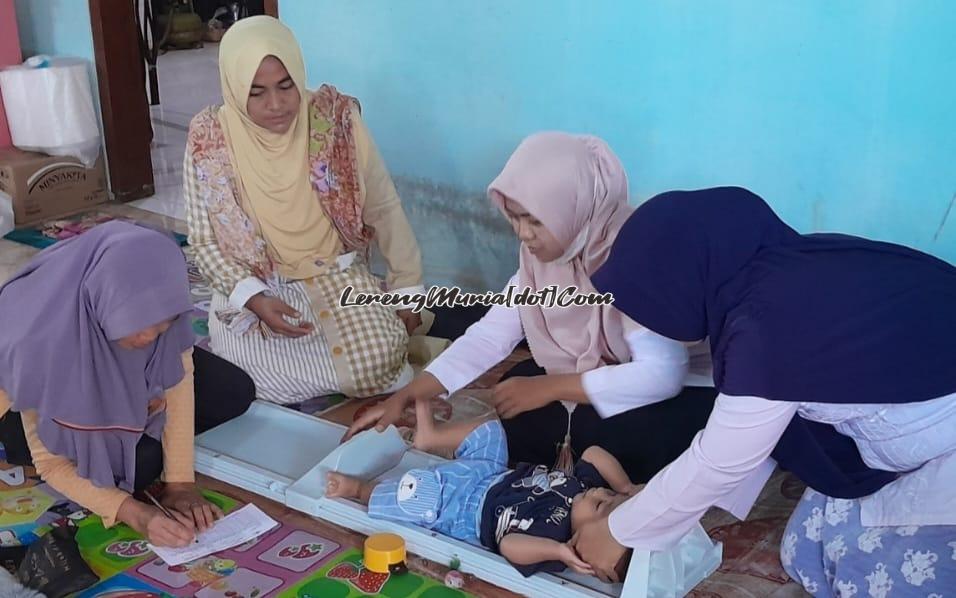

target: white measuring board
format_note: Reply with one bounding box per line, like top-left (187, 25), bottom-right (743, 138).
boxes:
top-left (195, 400), bottom-right (722, 597)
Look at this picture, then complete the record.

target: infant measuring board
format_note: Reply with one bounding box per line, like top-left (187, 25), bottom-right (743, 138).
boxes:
top-left (194, 400), bottom-right (722, 597)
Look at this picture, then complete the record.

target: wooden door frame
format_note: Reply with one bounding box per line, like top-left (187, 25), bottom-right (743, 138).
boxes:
top-left (89, 0), bottom-right (277, 203)
top-left (89, 0), bottom-right (154, 202)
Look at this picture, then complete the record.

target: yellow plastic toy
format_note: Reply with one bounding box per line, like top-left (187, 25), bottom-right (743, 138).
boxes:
top-left (364, 533), bottom-right (408, 575)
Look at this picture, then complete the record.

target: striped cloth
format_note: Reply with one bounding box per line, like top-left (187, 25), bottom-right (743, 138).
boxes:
top-left (368, 420), bottom-right (509, 541)
top-left (207, 260), bottom-right (413, 403)
top-left (187, 150), bottom-right (413, 403)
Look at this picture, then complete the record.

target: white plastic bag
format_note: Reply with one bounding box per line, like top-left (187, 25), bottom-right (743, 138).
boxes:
top-left (0, 57), bottom-right (101, 168)
top-left (0, 190), bottom-right (14, 238)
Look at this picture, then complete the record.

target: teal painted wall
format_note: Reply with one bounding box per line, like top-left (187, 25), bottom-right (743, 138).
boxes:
top-left (282, 1), bottom-right (956, 290)
top-left (14, 0), bottom-right (95, 61)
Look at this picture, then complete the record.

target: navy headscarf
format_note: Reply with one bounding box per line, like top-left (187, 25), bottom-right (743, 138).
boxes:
top-left (592, 187), bottom-right (956, 498)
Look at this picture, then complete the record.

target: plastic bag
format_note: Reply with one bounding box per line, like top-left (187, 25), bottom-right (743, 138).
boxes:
top-left (0, 57), bottom-right (101, 168)
top-left (16, 526), bottom-right (98, 598)
top-left (0, 191), bottom-right (13, 238)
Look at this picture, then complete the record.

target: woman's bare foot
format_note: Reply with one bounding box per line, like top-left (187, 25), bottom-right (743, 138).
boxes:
top-left (412, 397), bottom-right (438, 452)
top-left (326, 472), bottom-right (362, 499)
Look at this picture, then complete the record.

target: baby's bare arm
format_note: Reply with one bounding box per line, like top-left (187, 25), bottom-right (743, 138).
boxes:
top-left (581, 446), bottom-right (639, 494)
top-left (499, 534), bottom-right (565, 565)
top-left (500, 533), bottom-right (594, 575)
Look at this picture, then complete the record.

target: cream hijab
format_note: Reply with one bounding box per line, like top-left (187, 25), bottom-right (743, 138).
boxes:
top-left (218, 16), bottom-right (339, 279)
top-left (489, 132), bottom-right (634, 374)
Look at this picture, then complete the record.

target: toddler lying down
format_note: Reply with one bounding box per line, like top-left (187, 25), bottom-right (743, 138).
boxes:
top-left (327, 398), bottom-right (638, 577)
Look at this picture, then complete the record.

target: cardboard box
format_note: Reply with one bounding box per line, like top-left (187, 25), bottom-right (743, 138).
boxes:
top-left (0, 148), bottom-right (108, 227)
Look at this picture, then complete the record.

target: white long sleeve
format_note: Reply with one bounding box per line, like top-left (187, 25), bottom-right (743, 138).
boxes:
top-left (424, 276), bottom-right (526, 394)
top-left (608, 394), bottom-right (796, 550)
top-left (229, 276), bottom-right (270, 310)
top-left (425, 274), bottom-right (701, 405)
top-left (582, 327), bottom-right (691, 417)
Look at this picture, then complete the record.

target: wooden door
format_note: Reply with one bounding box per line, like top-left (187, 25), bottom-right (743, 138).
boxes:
top-left (88, 0), bottom-right (155, 202)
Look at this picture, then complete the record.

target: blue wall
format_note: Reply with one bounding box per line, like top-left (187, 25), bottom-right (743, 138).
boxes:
top-left (13, 0), bottom-right (102, 151)
top-left (294, 3), bottom-right (950, 288)
top-left (14, 0), bottom-right (95, 61)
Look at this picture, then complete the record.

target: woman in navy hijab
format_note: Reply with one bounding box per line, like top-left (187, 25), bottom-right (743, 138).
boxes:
top-left (571, 187), bottom-right (956, 594)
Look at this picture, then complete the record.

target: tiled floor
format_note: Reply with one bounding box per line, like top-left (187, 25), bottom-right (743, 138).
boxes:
top-left (0, 203), bottom-right (186, 283)
top-left (0, 237), bottom-right (37, 283)
top-left (132, 44), bottom-right (222, 221)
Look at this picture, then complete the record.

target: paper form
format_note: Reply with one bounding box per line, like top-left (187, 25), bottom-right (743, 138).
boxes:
top-left (148, 503), bottom-right (278, 566)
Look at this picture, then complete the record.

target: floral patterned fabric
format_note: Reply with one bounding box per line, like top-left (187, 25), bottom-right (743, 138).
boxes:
top-left (782, 488), bottom-right (956, 597)
top-left (185, 84), bottom-right (372, 286)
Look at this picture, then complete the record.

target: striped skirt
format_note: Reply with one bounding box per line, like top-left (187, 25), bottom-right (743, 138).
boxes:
top-left (209, 260), bottom-right (413, 404)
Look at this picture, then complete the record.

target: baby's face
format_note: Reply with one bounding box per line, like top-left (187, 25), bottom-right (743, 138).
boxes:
top-left (570, 487), bottom-right (630, 531)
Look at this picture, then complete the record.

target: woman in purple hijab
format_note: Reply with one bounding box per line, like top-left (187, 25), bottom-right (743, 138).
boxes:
top-left (0, 221), bottom-right (253, 547)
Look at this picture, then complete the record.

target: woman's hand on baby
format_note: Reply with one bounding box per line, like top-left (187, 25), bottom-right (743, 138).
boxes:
top-left (341, 373), bottom-right (446, 442)
top-left (493, 376), bottom-right (559, 419)
top-left (558, 542), bottom-right (594, 576)
top-left (624, 483), bottom-right (645, 496)
top-left (570, 516), bottom-right (629, 584)
top-left (246, 293), bottom-right (314, 337)
top-left (341, 395), bottom-right (407, 443)
top-left (162, 482), bottom-right (224, 532)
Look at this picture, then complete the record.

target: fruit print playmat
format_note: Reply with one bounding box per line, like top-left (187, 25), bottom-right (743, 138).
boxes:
top-left (65, 490), bottom-right (474, 598)
top-left (280, 549), bottom-right (472, 598)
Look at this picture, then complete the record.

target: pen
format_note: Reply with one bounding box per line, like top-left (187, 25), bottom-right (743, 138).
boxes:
top-left (143, 490), bottom-right (199, 543)
top-left (142, 489), bottom-right (174, 518)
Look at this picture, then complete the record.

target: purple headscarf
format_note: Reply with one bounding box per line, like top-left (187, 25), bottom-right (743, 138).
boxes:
top-left (0, 221), bottom-right (194, 491)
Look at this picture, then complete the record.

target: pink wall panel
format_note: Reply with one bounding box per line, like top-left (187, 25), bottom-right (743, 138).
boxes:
top-left (0, 0), bottom-right (23, 147)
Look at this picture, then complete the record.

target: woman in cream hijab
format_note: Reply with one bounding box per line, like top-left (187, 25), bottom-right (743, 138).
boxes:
top-left (185, 16), bottom-right (424, 403)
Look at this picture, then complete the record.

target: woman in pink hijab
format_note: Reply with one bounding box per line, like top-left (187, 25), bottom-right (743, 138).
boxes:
top-left (346, 133), bottom-right (715, 480)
